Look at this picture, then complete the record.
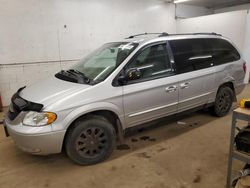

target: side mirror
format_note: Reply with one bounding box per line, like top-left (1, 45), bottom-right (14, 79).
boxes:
top-left (117, 68), bottom-right (142, 85)
top-left (125, 68), bottom-right (142, 81)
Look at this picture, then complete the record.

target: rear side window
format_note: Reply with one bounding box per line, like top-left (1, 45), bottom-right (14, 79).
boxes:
top-left (209, 39), bottom-right (240, 66)
top-left (169, 39), bottom-right (213, 74)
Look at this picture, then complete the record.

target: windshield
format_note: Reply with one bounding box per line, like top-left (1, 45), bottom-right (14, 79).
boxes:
top-left (71, 42), bottom-right (138, 83)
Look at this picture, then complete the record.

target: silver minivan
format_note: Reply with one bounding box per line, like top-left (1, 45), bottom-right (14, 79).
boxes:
top-left (3, 33), bottom-right (246, 165)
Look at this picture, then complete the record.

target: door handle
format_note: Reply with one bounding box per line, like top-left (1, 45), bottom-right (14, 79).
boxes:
top-left (180, 82), bottom-right (190, 89)
top-left (165, 85), bottom-right (177, 93)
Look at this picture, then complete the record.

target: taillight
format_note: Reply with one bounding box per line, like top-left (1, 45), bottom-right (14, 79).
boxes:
top-left (243, 62), bottom-right (247, 74)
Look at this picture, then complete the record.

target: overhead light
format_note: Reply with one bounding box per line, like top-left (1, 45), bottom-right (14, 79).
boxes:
top-left (174, 0), bottom-right (191, 3)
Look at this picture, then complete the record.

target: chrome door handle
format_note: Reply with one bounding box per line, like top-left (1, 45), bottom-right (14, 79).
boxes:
top-left (165, 85), bottom-right (177, 93)
top-left (180, 82), bottom-right (190, 89)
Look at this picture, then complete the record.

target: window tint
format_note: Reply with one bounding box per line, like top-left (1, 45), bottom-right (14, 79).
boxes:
top-left (169, 39), bottom-right (213, 74)
top-left (126, 43), bottom-right (174, 82)
top-left (209, 39), bottom-right (240, 65)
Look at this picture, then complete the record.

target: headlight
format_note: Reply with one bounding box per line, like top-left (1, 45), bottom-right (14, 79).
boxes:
top-left (23, 111), bottom-right (57, 126)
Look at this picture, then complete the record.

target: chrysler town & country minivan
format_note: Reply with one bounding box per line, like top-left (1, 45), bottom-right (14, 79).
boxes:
top-left (3, 33), bottom-right (246, 165)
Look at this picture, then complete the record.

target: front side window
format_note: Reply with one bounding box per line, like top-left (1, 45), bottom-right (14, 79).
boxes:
top-left (56, 42), bottom-right (138, 84)
top-left (169, 39), bottom-right (213, 74)
top-left (125, 43), bottom-right (174, 82)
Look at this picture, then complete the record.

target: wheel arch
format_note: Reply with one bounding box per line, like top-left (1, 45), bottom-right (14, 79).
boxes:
top-left (217, 81), bottom-right (236, 101)
top-left (62, 106), bottom-right (125, 151)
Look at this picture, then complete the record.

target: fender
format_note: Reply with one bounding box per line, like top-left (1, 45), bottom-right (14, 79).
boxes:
top-left (218, 76), bottom-right (237, 101)
top-left (222, 76), bottom-right (235, 84)
top-left (62, 102), bottom-right (125, 130)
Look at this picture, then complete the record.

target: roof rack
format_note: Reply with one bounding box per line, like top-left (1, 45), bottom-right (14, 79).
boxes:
top-left (167, 32), bottom-right (222, 36)
top-left (125, 32), bottom-right (222, 39)
top-left (197, 32), bottom-right (222, 36)
top-left (125, 32), bottom-right (169, 39)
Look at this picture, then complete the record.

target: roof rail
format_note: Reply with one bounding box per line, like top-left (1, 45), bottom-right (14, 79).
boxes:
top-left (167, 32), bottom-right (222, 36)
top-left (125, 32), bottom-right (222, 39)
top-left (125, 32), bottom-right (169, 39)
top-left (158, 32), bottom-right (169, 37)
top-left (191, 32), bottom-right (222, 36)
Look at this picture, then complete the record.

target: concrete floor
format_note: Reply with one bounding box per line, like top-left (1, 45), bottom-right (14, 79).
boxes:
top-left (0, 85), bottom-right (250, 188)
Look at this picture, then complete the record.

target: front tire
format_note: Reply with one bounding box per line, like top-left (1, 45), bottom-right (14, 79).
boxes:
top-left (210, 86), bottom-right (234, 117)
top-left (65, 116), bottom-right (116, 165)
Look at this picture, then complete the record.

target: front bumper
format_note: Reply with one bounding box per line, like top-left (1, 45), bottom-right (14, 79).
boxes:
top-left (4, 117), bottom-right (66, 155)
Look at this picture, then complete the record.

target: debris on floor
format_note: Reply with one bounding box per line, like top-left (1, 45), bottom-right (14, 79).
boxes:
top-left (116, 144), bottom-right (130, 150)
top-left (139, 136), bottom-right (150, 140)
top-left (177, 121), bottom-right (186, 125)
top-left (131, 138), bottom-right (138, 142)
top-left (138, 128), bottom-right (146, 133)
top-left (193, 175), bottom-right (201, 183)
top-left (157, 147), bottom-right (167, 152)
top-left (189, 122), bottom-right (199, 127)
top-left (131, 135), bottom-right (158, 142)
top-left (148, 138), bottom-right (156, 142)
top-left (136, 152), bottom-right (151, 159)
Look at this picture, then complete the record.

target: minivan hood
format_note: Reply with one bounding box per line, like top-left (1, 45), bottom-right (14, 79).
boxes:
top-left (19, 76), bottom-right (91, 108)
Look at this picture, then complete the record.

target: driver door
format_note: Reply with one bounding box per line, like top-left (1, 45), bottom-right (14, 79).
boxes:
top-left (122, 42), bottom-right (179, 127)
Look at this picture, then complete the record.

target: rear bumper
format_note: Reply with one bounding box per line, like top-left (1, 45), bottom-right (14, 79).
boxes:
top-left (4, 118), bottom-right (66, 155)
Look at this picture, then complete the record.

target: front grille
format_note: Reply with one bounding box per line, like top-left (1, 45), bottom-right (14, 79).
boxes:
top-left (8, 102), bottom-right (21, 121)
top-left (7, 87), bottom-right (44, 121)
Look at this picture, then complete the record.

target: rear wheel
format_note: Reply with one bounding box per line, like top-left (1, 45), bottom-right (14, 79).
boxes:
top-left (210, 86), bottom-right (234, 117)
top-left (65, 116), bottom-right (116, 165)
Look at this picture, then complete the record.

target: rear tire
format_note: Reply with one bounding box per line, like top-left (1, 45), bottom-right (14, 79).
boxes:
top-left (210, 86), bottom-right (234, 117)
top-left (65, 116), bottom-right (116, 165)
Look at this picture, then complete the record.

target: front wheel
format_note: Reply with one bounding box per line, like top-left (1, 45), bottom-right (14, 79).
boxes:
top-left (65, 116), bottom-right (116, 165)
top-left (210, 86), bottom-right (234, 117)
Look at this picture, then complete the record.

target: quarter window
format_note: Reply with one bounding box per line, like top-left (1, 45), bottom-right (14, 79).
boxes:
top-left (169, 39), bottom-right (213, 74)
top-left (126, 43), bottom-right (174, 82)
top-left (209, 39), bottom-right (240, 65)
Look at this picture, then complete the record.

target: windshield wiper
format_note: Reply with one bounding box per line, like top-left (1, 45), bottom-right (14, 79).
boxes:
top-left (68, 69), bottom-right (90, 84)
top-left (56, 69), bottom-right (91, 84)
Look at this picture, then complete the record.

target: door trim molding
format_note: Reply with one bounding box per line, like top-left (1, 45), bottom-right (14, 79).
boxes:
top-left (129, 102), bottom-right (178, 117)
top-left (179, 91), bottom-right (213, 104)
